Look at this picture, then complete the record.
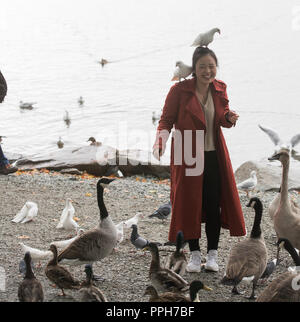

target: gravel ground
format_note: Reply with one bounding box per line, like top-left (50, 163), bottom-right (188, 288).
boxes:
top-left (0, 170), bottom-right (299, 302)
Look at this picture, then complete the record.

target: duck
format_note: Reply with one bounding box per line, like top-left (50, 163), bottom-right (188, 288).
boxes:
top-left (171, 61), bottom-right (192, 82)
top-left (256, 238), bottom-right (300, 302)
top-left (87, 136), bottom-right (102, 147)
top-left (124, 212), bottom-right (144, 229)
top-left (63, 110), bottom-right (71, 127)
top-left (50, 229), bottom-right (85, 249)
top-left (56, 198), bottom-right (76, 229)
top-left (18, 252), bottom-right (44, 302)
top-left (143, 280), bottom-right (212, 302)
top-left (165, 231), bottom-right (187, 276)
top-left (149, 201), bottom-right (171, 222)
top-left (79, 264), bottom-right (108, 302)
top-left (12, 201), bottom-right (38, 224)
top-left (191, 28), bottom-right (221, 47)
top-left (268, 148), bottom-right (300, 250)
top-left (19, 101), bottom-right (37, 110)
top-left (221, 197), bottom-right (268, 299)
top-left (143, 242), bottom-right (189, 293)
top-left (237, 170), bottom-right (257, 198)
top-left (57, 137), bottom-right (64, 149)
top-left (57, 178), bottom-right (118, 280)
top-left (78, 96), bottom-right (84, 105)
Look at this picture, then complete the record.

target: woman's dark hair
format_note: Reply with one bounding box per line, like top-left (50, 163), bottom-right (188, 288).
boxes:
top-left (192, 47), bottom-right (218, 77)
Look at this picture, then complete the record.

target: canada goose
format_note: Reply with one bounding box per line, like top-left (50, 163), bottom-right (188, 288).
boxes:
top-left (79, 265), bottom-right (107, 302)
top-left (45, 245), bottom-right (80, 296)
top-left (87, 137), bottom-right (102, 147)
top-left (268, 148), bottom-right (300, 250)
top-left (221, 197), bottom-right (268, 299)
top-left (143, 280), bottom-right (212, 302)
top-left (256, 238), bottom-right (300, 302)
top-left (237, 171), bottom-right (257, 198)
top-left (12, 201), bottom-right (38, 223)
top-left (57, 137), bottom-right (64, 149)
top-left (166, 231), bottom-right (187, 276)
top-left (56, 198), bottom-right (75, 229)
top-left (124, 212), bottom-right (144, 229)
top-left (19, 101), bottom-right (36, 110)
top-left (149, 201), bottom-right (171, 222)
top-left (18, 252), bottom-right (44, 302)
top-left (57, 178), bottom-right (117, 280)
top-left (143, 242), bottom-right (189, 293)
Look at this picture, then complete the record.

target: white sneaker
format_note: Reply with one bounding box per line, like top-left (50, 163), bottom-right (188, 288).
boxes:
top-left (186, 250), bottom-right (201, 273)
top-left (205, 250), bottom-right (219, 272)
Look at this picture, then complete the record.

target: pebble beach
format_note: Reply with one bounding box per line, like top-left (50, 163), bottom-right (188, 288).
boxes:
top-left (0, 169), bottom-right (299, 302)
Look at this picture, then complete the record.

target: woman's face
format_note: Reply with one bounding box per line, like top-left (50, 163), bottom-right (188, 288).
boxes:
top-left (195, 54), bottom-right (217, 86)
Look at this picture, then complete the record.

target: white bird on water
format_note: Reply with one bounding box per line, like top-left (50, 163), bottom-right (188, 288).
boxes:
top-left (237, 170), bottom-right (257, 198)
top-left (191, 28), bottom-right (221, 47)
top-left (171, 61), bottom-right (193, 82)
top-left (12, 201), bottom-right (38, 223)
top-left (19, 101), bottom-right (37, 110)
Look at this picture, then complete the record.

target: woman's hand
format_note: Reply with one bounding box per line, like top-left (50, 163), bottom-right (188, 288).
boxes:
top-left (226, 110), bottom-right (239, 125)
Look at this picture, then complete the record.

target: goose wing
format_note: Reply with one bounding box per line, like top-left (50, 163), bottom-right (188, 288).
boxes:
top-left (153, 267), bottom-right (189, 291)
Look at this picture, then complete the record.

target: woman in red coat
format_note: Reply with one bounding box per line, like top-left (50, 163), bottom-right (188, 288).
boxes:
top-left (153, 47), bottom-right (246, 273)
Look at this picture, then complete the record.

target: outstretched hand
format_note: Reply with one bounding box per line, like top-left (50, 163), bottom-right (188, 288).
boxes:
top-left (227, 110), bottom-right (239, 125)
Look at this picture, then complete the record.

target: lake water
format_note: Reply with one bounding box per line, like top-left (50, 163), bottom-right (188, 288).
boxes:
top-left (1, 0), bottom-right (300, 170)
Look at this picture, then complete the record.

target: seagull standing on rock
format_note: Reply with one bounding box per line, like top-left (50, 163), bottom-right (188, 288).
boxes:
top-left (237, 170), bottom-right (257, 198)
top-left (171, 61), bottom-right (193, 82)
top-left (191, 28), bottom-right (221, 47)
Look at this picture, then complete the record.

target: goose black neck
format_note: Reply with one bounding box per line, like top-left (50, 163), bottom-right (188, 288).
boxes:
top-left (250, 201), bottom-right (263, 238)
top-left (284, 240), bottom-right (300, 266)
top-left (24, 256), bottom-right (35, 279)
top-left (97, 183), bottom-right (109, 220)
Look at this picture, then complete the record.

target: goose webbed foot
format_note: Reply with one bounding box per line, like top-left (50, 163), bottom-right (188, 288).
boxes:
top-left (231, 285), bottom-right (243, 295)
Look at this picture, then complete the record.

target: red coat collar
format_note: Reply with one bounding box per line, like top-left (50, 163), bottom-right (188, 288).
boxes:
top-left (178, 77), bottom-right (225, 95)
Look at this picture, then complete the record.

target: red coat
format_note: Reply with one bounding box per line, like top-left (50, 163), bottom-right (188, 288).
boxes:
top-left (154, 78), bottom-right (246, 242)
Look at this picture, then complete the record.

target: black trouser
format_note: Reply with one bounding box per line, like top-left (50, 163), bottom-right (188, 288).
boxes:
top-left (188, 151), bottom-right (221, 253)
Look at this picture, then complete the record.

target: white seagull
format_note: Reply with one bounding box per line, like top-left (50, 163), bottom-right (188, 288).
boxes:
top-left (19, 101), bottom-right (37, 110)
top-left (258, 124), bottom-right (300, 152)
top-left (123, 212), bottom-right (145, 229)
top-left (171, 61), bottom-right (193, 82)
top-left (12, 201), bottom-right (38, 223)
top-left (191, 28), bottom-right (221, 47)
top-left (237, 170), bottom-right (257, 198)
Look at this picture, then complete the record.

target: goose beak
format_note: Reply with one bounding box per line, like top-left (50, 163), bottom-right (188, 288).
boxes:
top-left (268, 153), bottom-right (280, 161)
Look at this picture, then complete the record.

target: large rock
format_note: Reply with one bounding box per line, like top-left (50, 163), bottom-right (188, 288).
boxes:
top-left (235, 158), bottom-right (300, 192)
top-left (15, 145), bottom-right (170, 178)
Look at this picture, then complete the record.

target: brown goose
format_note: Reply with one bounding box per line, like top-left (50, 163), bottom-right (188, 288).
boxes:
top-left (45, 245), bottom-right (80, 296)
top-left (143, 242), bottom-right (189, 293)
top-left (221, 197), bottom-right (268, 299)
top-left (143, 280), bottom-right (212, 302)
top-left (165, 231), bottom-right (187, 276)
top-left (79, 265), bottom-right (107, 302)
top-left (18, 252), bottom-right (44, 302)
top-left (57, 178), bottom-right (117, 280)
top-left (256, 238), bottom-right (300, 302)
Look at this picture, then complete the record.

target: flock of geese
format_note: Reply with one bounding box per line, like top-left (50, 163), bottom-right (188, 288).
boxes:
top-left (16, 140), bottom-right (300, 302)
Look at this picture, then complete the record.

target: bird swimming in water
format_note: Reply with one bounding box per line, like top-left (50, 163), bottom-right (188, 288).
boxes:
top-left (63, 111), bottom-right (71, 127)
top-left (87, 137), bottom-right (102, 147)
top-left (57, 137), bottom-right (64, 149)
top-left (19, 101), bottom-right (37, 110)
top-left (78, 96), bottom-right (84, 105)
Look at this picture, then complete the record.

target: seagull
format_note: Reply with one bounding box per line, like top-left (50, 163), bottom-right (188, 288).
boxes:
top-left (57, 137), bottom-right (64, 149)
top-left (50, 229), bottom-right (85, 249)
top-left (237, 171), bottom-right (257, 198)
top-left (171, 61), bottom-right (193, 82)
top-left (123, 212), bottom-right (145, 229)
top-left (191, 28), bottom-right (221, 47)
top-left (149, 201), bottom-right (171, 221)
top-left (78, 96), bottom-right (84, 105)
top-left (63, 110), bottom-right (71, 127)
top-left (258, 124), bottom-right (300, 152)
top-left (130, 224), bottom-right (149, 250)
top-left (56, 198), bottom-right (76, 229)
top-left (12, 201), bottom-right (38, 223)
top-left (19, 101), bottom-right (37, 110)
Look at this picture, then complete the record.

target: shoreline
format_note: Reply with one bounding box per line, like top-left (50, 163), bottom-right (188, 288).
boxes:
top-left (0, 170), bottom-right (299, 302)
